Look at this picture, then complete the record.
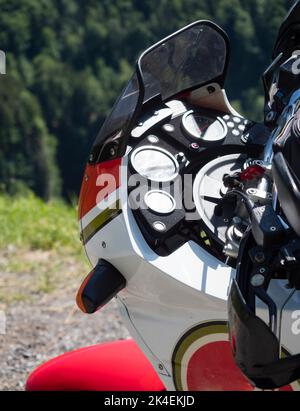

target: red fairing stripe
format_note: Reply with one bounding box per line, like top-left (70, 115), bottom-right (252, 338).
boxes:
top-left (78, 158), bottom-right (122, 220)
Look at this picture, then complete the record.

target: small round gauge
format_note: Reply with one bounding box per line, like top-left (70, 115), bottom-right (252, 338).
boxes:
top-left (144, 190), bottom-right (176, 215)
top-left (182, 110), bottom-right (227, 146)
top-left (130, 146), bottom-right (179, 182)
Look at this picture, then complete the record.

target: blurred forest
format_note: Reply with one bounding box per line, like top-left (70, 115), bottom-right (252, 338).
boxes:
top-left (0, 0), bottom-right (295, 200)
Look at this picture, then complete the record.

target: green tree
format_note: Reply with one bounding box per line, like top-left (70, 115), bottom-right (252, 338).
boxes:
top-left (0, 0), bottom-right (295, 198)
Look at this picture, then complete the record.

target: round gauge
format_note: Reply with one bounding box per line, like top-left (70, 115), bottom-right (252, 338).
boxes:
top-left (182, 110), bottom-right (227, 146)
top-left (130, 146), bottom-right (179, 182)
top-left (144, 190), bottom-right (176, 215)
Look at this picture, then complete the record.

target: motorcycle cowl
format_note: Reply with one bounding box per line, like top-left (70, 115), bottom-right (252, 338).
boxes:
top-left (228, 280), bottom-right (300, 389)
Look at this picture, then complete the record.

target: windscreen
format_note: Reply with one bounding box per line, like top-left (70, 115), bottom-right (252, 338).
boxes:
top-left (140, 22), bottom-right (228, 101)
top-left (93, 73), bottom-right (140, 151)
top-left (92, 21), bottom-right (229, 162)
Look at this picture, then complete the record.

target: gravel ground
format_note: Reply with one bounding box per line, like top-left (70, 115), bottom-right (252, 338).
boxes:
top-left (0, 284), bottom-right (129, 391)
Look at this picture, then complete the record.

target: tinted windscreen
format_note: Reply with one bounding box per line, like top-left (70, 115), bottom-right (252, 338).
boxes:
top-left (92, 22), bottom-right (228, 161)
top-left (140, 23), bottom-right (228, 101)
top-left (94, 73), bottom-right (140, 149)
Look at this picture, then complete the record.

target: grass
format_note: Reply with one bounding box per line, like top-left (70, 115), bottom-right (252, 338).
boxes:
top-left (0, 193), bottom-right (90, 304)
top-left (0, 193), bottom-right (82, 253)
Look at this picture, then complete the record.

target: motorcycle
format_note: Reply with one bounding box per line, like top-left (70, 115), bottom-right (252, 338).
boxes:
top-left (26, 1), bottom-right (300, 391)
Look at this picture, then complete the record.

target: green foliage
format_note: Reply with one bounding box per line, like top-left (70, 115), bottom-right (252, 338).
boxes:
top-left (0, 192), bottom-right (89, 302)
top-left (0, 0), bottom-right (296, 198)
top-left (0, 192), bottom-right (81, 253)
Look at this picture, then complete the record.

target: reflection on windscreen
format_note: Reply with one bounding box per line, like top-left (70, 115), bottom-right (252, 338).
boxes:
top-left (96, 73), bottom-right (140, 144)
top-left (93, 73), bottom-right (140, 153)
top-left (93, 22), bottom-right (227, 157)
top-left (140, 23), bottom-right (227, 101)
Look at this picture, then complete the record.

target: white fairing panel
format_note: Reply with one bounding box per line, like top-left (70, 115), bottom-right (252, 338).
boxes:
top-left (84, 157), bottom-right (236, 390)
top-left (82, 156), bottom-right (300, 391)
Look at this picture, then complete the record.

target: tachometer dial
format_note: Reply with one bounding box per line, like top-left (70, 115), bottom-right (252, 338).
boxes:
top-left (182, 111), bottom-right (227, 146)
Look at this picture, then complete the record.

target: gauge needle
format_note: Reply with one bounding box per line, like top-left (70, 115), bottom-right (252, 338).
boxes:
top-left (199, 124), bottom-right (210, 133)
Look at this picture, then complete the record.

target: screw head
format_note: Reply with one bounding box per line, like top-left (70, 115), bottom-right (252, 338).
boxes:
top-left (147, 135), bottom-right (159, 144)
top-left (190, 142), bottom-right (200, 151)
top-left (102, 242), bottom-right (107, 249)
top-left (259, 267), bottom-right (266, 274)
top-left (110, 148), bottom-right (116, 156)
top-left (266, 111), bottom-right (276, 122)
top-left (153, 221), bottom-right (166, 232)
top-left (255, 252), bottom-right (265, 263)
top-left (251, 274), bottom-right (265, 287)
top-left (163, 124), bottom-right (175, 133)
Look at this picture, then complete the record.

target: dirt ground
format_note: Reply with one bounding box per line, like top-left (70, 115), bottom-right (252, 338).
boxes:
top-left (0, 252), bottom-right (130, 391)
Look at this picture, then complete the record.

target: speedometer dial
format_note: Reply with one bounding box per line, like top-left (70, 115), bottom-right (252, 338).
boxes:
top-left (130, 146), bottom-right (179, 183)
top-left (182, 111), bottom-right (227, 146)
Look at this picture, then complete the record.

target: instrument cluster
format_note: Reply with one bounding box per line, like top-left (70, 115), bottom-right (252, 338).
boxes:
top-left (127, 101), bottom-right (270, 257)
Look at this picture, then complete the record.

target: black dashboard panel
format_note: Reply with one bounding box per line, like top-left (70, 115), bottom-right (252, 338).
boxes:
top-left (160, 109), bottom-right (252, 152)
top-left (127, 102), bottom-right (271, 257)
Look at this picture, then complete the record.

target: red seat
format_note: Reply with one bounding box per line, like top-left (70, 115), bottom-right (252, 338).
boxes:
top-left (26, 339), bottom-right (165, 391)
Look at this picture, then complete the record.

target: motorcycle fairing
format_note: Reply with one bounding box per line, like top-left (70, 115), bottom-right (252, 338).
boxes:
top-left (171, 320), bottom-right (254, 391)
top-left (78, 158), bottom-right (122, 221)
